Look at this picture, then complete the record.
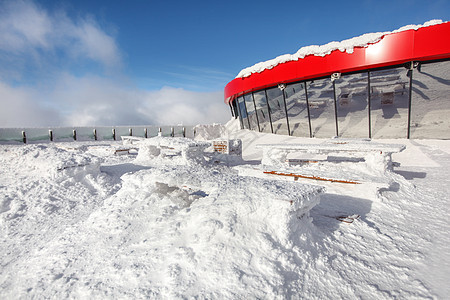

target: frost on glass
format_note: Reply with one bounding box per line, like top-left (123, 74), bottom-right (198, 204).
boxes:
top-left (335, 73), bottom-right (369, 138)
top-left (266, 87), bottom-right (289, 135)
top-left (253, 90), bottom-right (272, 133)
top-left (370, 67), bottom-right (410, 138)
top-left (410, 60), bottom-right (450, 139)
top-left (244, 93), bottom-right (258, 131)
top-left (307, 78), bottom-right (336, 138)
top-left (284, 82), bottom-right (310, 137)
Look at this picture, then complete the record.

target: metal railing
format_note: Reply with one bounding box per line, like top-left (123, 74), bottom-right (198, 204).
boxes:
top-left (0, 125), bottom-right (195, 144)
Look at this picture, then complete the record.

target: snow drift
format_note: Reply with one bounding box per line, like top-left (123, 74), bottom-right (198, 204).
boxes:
top-left (1, 121), bottom-right (449, 298)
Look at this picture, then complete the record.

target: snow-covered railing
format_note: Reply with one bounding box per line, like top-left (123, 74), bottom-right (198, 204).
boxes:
top-left (0, 125), bottom-right (195, 144)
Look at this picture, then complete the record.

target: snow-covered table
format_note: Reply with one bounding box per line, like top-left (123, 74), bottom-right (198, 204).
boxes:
top-left (257, 140), bottom-right (405, 173)
top-left (136, 137), bottom-right (211, 165)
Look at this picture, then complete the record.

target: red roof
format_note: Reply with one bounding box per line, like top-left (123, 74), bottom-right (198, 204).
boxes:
top-left (224, 22), bottom-right (450, 104)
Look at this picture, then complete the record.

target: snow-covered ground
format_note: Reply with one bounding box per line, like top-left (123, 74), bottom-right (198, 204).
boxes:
top-left (1, 119), bottom-right (449, 299)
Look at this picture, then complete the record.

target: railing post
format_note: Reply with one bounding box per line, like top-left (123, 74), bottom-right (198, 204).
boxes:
top-left (112, 128), bottom-right (116, 141)
top-left (182, 127), bottom-right (186, 137)
top-left (171, 127), bottom-right (174, 137)
top-left (22, 131), bottom-right (27, 144)
top-left (144, 128), bottom-right (148, 138)
top-left (158, 127), bottom-right (162, 136)
top-left (49, 129), bottom-right (53, 142)
top-left (129, 128), bottom-right (133, 136)
top-left (73, 129), bottom-right (77, 141)
top-left (93, 129), bottom-right (97, 141)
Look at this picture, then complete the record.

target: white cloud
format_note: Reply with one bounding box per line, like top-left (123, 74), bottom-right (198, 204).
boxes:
top-left (0, 0), bottom-right (51, 51)
top-left (0, 77), bottom-right (230, 128)
top-left (141, 87), bottom-right (228, 125)
top-left (0, 1), bottom-right (230, 128)
top-left (0, 82), bottom-right (62, 127)
top-left (0, 0), bottom-right (122, 69)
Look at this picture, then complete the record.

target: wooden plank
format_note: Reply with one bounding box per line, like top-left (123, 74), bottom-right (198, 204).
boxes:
top-left (263, 170), bottom-right (361, 184)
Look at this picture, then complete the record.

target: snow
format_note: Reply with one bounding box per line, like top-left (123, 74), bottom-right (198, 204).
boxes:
top-left (1, 119), bottom-right (450, 298)
top-left (236, 19), bottom-right (444, 78)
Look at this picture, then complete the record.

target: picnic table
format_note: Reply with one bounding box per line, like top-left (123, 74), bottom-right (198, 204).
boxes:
top-left (136, 136), bottom-right (211, 165)
top-left (257, 139), bottom-right (405, 175)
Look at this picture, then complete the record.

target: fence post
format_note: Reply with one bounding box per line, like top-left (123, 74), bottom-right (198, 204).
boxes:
top-left (158, 127), bottom-right (162, 136)
top-left (182, 127), bottom-right (186, 137)
top-left (144, 128), bottom-right (148, 138)
top-left (49, 129), bottom-right (53, 142)
top-left (93, 129), bottom-right (97, 141)
top-left (171, 127), bottom-right (174, 137)
top-left (73, 129), bottom-right (77, 141)
top-left (22, 131), bottom-right (27, 144)
top-left (112, 128), bottom-right (116, 141)
top-left (129, 128), bottom-right (133, 136)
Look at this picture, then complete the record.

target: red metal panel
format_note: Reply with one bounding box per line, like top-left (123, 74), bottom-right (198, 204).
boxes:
top-left (224, 22), bottom-right (450, 104)
top-left (414, 22), bottom-right (450, 60)
top-left (325, 47), bottom-right (367, 74)
top-left (364, 30), bottom-right (414, 68)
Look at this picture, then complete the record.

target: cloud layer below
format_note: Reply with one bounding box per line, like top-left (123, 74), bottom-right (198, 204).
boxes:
top-left (0, 0), bottom-right (229, 128)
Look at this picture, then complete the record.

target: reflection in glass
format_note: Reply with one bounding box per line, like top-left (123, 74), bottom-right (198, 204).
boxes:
top-left (266, 87), bottom-right (289, 135)
top-left (237, 96), bottom-right (249, 129)
top-left (410, 60), bottom-right (450, 139)
top-left (307, 78), bottom-right (336, 138)
top-left (253, 90), bottom-right (272, 133)
top-left (244, 93), bottom-right (258, 131)
top-left (334, 73), bottom-right (369, 138)
top-left (284, 82), bottom-right (310, 137)
top-left (370, 67), bottom-right (410, 138)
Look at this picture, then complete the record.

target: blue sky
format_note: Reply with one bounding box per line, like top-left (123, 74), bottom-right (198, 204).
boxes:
top-left (1, 0), bottom-right (449, 127)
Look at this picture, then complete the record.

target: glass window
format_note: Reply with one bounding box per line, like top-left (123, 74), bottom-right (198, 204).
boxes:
top-left (266, 87), bottom-right (289, 135)
top-left (410, 60), bottom-right (450, 139)
top-left (284, 82), bottom-right (310, 137)
top-left (253, 90), bottom-right (272, 133)
top-left (307, 78), bottom-right (336, 138)
top-left (237, 96), bottom-right (249, 129)
top-left (335, 73), bottom-right (370, 138)
top-left (370, 67), bottom-right (410, 138)
top-left (244, 93), bottom-right (258, 131)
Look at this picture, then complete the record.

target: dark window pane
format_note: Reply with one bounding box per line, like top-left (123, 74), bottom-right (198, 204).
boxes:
top-left (307, 78), bottom-right (336, 138)
top-left (237, 96), bottom-right (249, 129)
top-left (335, 73), bottom-right (369, 138)
top-left (266, 87), bottom-right (289, 135)
top-left (244, 93), bottom-right (258, 131)
top-left (285, 82), bottom-right (310, 137)
top-left (253, 90), bottom-right (272, 133)
top-left (370, 67), bottom-right (410, 138)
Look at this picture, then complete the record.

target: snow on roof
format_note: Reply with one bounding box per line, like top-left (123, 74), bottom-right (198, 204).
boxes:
top-left (236, 19), bottom-right (444, 79)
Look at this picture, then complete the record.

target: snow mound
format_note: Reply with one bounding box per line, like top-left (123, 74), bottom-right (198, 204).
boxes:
top-left (80, 161), bottom-right (324, 298)
top-left (135, 136), bottom-right (211, 165)
top-left (236, 19), bottom-right (444, 78)
top-left (3, 144), bottom-right (103, 179)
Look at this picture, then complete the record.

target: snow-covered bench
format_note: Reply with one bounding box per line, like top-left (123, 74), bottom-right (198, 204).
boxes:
top-left (256, 140), bottom-right (405, 185)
